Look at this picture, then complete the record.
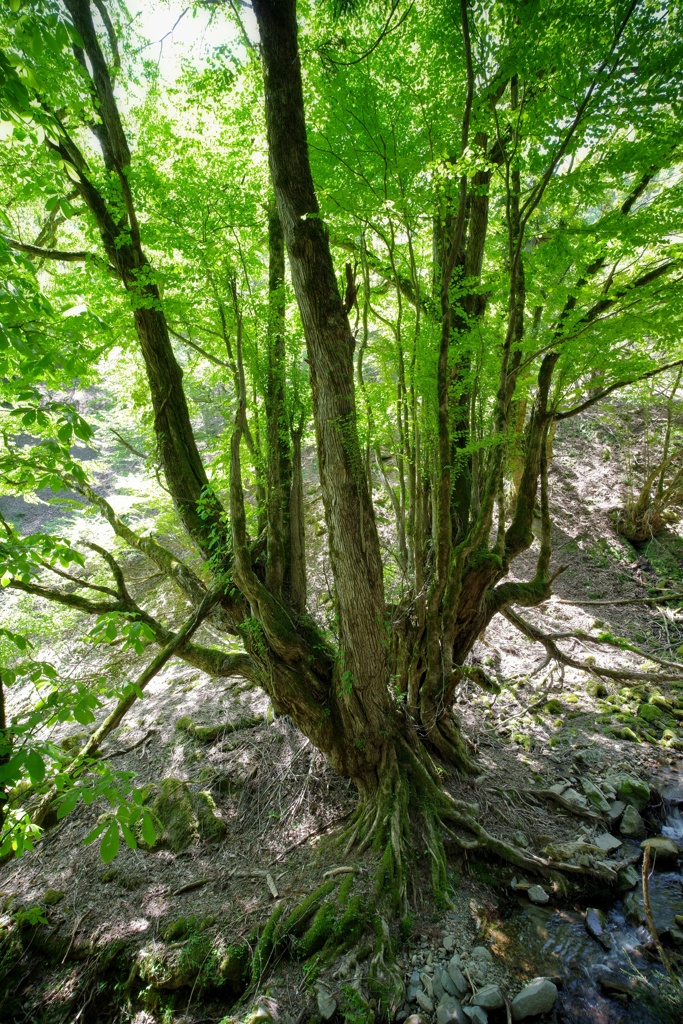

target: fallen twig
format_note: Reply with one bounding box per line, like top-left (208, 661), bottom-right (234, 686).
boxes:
top-left (173, 878), bottom-right (211, 896)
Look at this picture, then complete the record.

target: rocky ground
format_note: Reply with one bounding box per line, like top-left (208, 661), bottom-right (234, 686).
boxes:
top-left (0, 406), bottom-right (682, 1024)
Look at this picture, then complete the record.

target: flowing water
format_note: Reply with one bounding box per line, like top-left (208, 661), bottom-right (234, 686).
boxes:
top-left (497, 780), bottom-right (683, 1023)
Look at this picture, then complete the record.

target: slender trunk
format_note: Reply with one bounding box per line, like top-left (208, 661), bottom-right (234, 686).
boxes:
top-left (253, 0), bottom-right (391, 780)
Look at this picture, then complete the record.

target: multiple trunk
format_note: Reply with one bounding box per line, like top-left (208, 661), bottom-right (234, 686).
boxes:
top-left (23, 0), bottom-right (651, 880)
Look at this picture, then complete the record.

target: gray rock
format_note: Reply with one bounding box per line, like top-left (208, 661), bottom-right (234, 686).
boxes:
top-left (514, 830), bottom-right (530, 847)
top-left (441, 967), bottom-right (458, 997)
top-left (447, 957), bottom-right (469, 996)
top-left (437, 996), bottom-right (467, 1024)
top-left (617, 864), bottom-right (640, 891)
top-left (416, 990), bottom-right (434, 1014)
top-left (316, 985), bottom-right (337, 1021)
top-left (527, 885), bottom-right (550, 905)
top-left (420, 972), bottom-right (434, 999)
top-left (395, 1011), bottom-right (409, 1024)
top-left (470, 946), bottom-right (493, 964)
top-left (433, 970), bottom-right (445, 1002)
top-left (472, 984), bottom-right (504, 1010)
top-left (596, 969), bottom-right (635, 996)
top-left (581, 779), bottom-right (610, 813)
top-left (562, 787), bottom-right (588, 808)
top-left (594, 832), bottom-right (622, 853)
top-left (443, 933), bottom-right (456, 952)
top-left (463, 1007), bottom-right (488, 1024)
top-left (620, 804), bottom-right (646, 837)
top-left (511, 978), bottom-right (558, 1020)
top-left (410, 970), bottom-right (421, 986)
top-left (585, 908), bottom-right (612, 950)
top-left (608, 799), bottom-right (625, 823)
top-left (407, 984), bottom-right (419, 1002)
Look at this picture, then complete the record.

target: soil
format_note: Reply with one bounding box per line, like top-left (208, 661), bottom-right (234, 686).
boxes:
top-left (0, 404), bottom-right (681, 1024)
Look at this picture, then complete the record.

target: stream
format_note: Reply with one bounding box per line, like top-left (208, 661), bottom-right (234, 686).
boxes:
top-left (498, 779), bottom-right (683, 1023)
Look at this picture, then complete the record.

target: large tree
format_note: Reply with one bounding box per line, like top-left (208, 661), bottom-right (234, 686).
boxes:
top-left (0, 0), bottom-right (682, 992)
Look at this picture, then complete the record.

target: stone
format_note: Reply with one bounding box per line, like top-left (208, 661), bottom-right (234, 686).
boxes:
top-left (470, 946), bottom-right (493, 964)
top-left (447, 957), bottom-right (468, 996)
top-left (581, 779), bottom-right (610, 813)
top-left (441, 967), bottom-right (458, 997)
top-left (407, 985), bottom-right (419, 1003)
top-left (670, 924), bottom-right (683, 947)
top-left (511, 978), bottom-right (558, 1020)
top-left (472, 984), bottom-right (504, 1009)
top-left (585, 908), bottom-right (612, 950)
top-left (527, 885), bottom-right (550, 905)
top-left (620, 804), bottom-right (646, 838)
top-left (175, 716), bottom-right (194, 732)
top-left (463, 1007), bottom-right (488, 1024)
top-left (614, 775), bottom-right (650, 812)
top-left (316, 985), bottom-right (337, 1020)
top-left (416, 990), bottom-right (434, 1013)
top-left (594, 833), bottom-right (622, 853)
top-left (640, 836), bottom-right (679, 867)
top-left (443, 933), bottom-right (456, 952)
top-left (405, 1017), bottom-right (428, 1024)
top-left (614, 799), bottom-right (638, 829)
top-left (395, 1013), bottom-right (409, 1024)
top-left (436, 995), bottom-right (467, 1024)
top-left (595, 969), bottom-right (635, 996)
top-left (409, 970), bottom-right (421, 987)
top-left (514, 831), bottom-right (530, 847)
top-left (616, 864), bottom-right (640, 891)
top-left (420, 972), bottom-right (434, 999)
top-left (42, 889), bottom-right (65, 906)
top-left (433, 970), bottom-right (445, 1002)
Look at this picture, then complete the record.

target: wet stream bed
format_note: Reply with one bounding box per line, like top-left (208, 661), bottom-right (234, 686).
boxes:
top-left (490, 782), bottom-right (683, 1023)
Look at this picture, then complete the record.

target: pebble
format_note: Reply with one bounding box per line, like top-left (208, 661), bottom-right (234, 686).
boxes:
top-left (527, 884), bottom-right (550, 905)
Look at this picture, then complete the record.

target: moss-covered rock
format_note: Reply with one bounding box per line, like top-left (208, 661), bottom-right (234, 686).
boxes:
top-left (637, 703), bottom-right (664, 724)
top-left (42, 889), bottom-right (65, 906)
top-left (196, 790), bottom-right (228, 842)
top-left (613, 774), bottom-right (650, 812)
top-left (175, 716), bottom-right (194, 732)
top-left (141, 778), bottom-right (227, 852)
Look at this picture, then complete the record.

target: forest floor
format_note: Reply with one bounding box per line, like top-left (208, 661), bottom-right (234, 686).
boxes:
top-left (0, 405), bottom-right (682, 1024)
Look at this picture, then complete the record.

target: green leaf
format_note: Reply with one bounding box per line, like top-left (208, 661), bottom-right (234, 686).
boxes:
top-left (100, 820), bottom-right (120, 863)
top-left (120, 822), bottom-right (137, 850)
top-left (57, 789), bottom-right (79, 819)
top-left (141, 809), bottom-right (156, 846)
top-left (25, 749), bottom-right (45, 784)
top-left (82, 820), bottom-right (108, 848)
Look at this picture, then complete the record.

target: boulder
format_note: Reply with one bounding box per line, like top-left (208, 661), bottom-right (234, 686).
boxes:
top-left (463, 1007), bottom-right (487, 1024)
top-left (472, 984), bottom-right (504, 1009)
top-left (527, 885), bottom-right (550, 905)
top-left (619, 804), bottom-right (646, 838)
top-left (640, 836), bottom-right (679, 867)
top-left (511, 978), bottom-right (558, 1020)
top-left (614, 775), bottom-right (650, 812)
